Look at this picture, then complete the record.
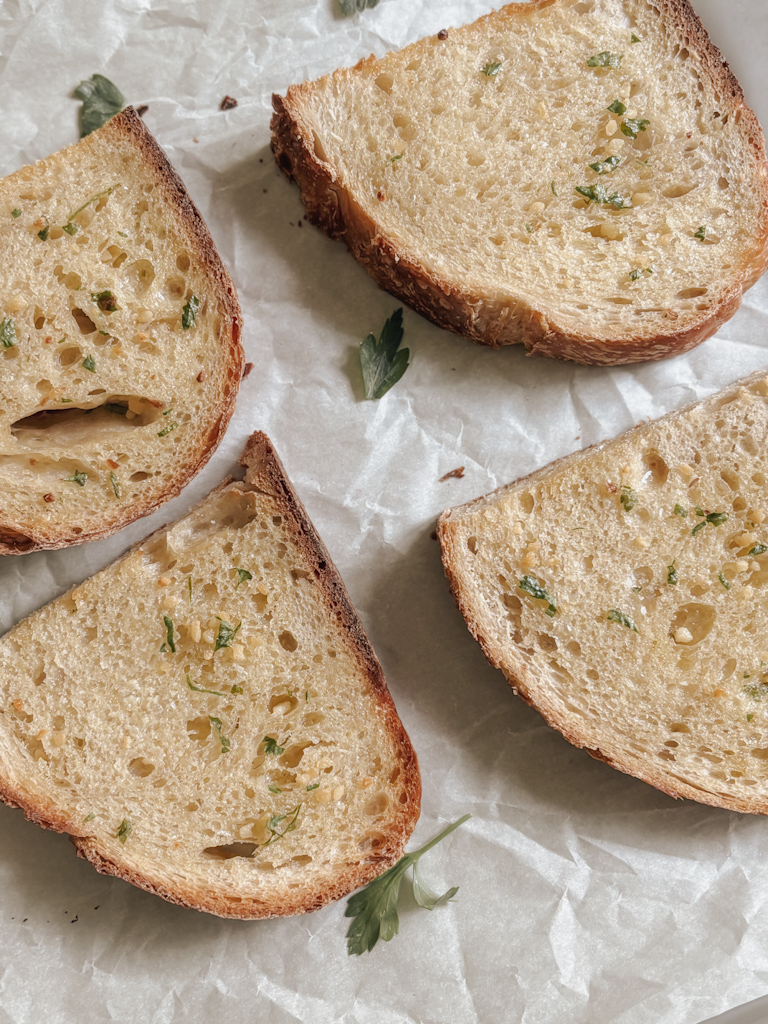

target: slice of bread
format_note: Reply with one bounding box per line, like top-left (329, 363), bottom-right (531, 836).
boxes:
top-left (0, 434), bottom-right (420, 918)
top-left (439, 371), bottom-right (768, 813)
top-left (0, 108), bottom-right (243, 553)
top-left (272, 0), bottom-right (768, 365)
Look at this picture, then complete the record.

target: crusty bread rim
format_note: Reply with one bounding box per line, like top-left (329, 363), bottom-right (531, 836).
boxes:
top-left (0, 433), bottom-right (421, 918)
top-left (438, 370), bottom-right (768, 814)
top-left (271, 0), bottom-right (768, 366)
top-left (0, 107), bottom-right (244, 555)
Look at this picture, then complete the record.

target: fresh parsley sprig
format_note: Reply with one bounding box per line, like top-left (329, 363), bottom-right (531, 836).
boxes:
top-left (345, 814), bottom-right (469, 956)
top-left (74, 75), bottom-right (125, 137)
top-left (359, 308), bottom-right (410, 399)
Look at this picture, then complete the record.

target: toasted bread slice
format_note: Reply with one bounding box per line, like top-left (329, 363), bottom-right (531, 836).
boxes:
top-left (440, 371), bottom-right (768, 813)
top-left (0, 434), bottom-right (420, 918)
top-left (0, 108), bottom-right (243, 553)
top-left (272, 0), bottom-right (768, 365)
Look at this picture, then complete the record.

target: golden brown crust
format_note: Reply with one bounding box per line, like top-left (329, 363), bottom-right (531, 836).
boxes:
top-left (0, 433), bottom-right (421, 919)
top-left (271, 0), bottom-right (768, 366)
top-left (438, 370), bottom-right (768, 815)
top-left (0, 108), bottom-right (244, 554)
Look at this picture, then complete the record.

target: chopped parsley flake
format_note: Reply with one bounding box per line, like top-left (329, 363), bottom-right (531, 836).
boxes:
top-left (116, 819), bottom-right (132, 843)
top-left (607, 609), bottom-right (638, 632)
top-left (81, 353), bottom-right (96, 372)
top-left (92, 290), bottom-right (118, 313)
top-left (162, 616), bottom-right (176, 653)
top-left (269, 784), bottom-right (282, 794)
top-left (620, 118), bottom-right (650, 139)
top-left (214, 618), bottom-right (241, 652)
top-left (551, 181), bottom-right (558, 196)
top-left (629, 267), bottom-right (653, 281)
top-left (83, 812), bottom-right (95, 823)
top-left (263, 736), bottom-right (285, 756)
top-left (749, 544), bottom-right (768, 557)
top-left (0, 317), bottom-right (17, 349)
top-left (64, 470), bottom-right (87, 486)
top-left (518, 575), bottom-right (557, 616)
top-left (186, 673), bottom-right (222, 696)
top-left (11, 208), bottom-right (21, 218)
top-left (607, 99), bottom-right (627, 115)
top-left (575, 184), bottom-right (632, 209)
top-left (590, 156), bottom-right (621, 175)
top-left (482, 61), bottom-right (502, 77)
top-left (620, 486), bottom-right (638, 512)
top-left (718, 571), bottom-right (731, 590)
top-left (388, 153), bottom-right (404, 165)
top-left (209, 716), bottom-right (231, 754)
top-left (182, 295), bottom-right (200, 329)
top-left (674, 504), bottom-right (688, 518)
top-left (667, 563), bottom-right (679, 585)
top-left (306, 782), bottom-right (320, 791)
top-left (691, 508), bottom-right (728, 536)
top-left (231, 684), bottom-right (243, 695)
top-left (62, 222), bottom-right (78, 235)
top-left (587, 51), bottom-right (623, 69)
top-left (744, 681), bottom-right (768, 701)
top-left (262, 804), bottom-right (302, 847)
top-left (694, 226), bottom-right (707, 241)
top-left (235, 568), bottom-right (253, 589)
top-left (110, 472), bottom-right (121, 498)
top-left (157, 421), bottom-right (178, 438)
top-left (37, 225), bottom-right (49, 241)
top-left (631, 33), bottom-right (641, 43)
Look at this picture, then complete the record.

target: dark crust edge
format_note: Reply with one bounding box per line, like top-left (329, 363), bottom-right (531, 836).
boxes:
top-left (0, 432), bottom-right (421, 919)
top-left (0, 107), bottom-right (244, 555)
top-left (437, 369), bottom-right (768, 815)
top-left (270, 0), bottom-right (768, 366)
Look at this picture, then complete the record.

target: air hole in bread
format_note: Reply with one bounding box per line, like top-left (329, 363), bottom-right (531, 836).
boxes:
top-left (519, 491), bottom-right (534, 514)
top-left (364, 793), bottom-right (390, 817)
top-left (670, 603), bottom-right (715, 645)
top-left (203, 842), bottom-right (257, 860)
top-left (641, 451), bottom-right (669, 485)
top-left (128, 756), bottom-right (155, 778)
top-left (11, 397), bottom-right (163, 448)
top-left (72, 308), bottom-right (97, 335)
top-left (677, 287), bottom-right (708, 300)
top-left (358, 833), bottom-right (383, 851)
top-left (251, 592), bottom-right (268, 613)
top-left (126, 259), bottom-right (155, 295)
top-left (467, 535), bottom-right (478, 553)
top-left (279, 630), bottom-right (298, 652)
top-left (176, 252), bottom-right (190, 273)
top-left (165, 276), bottom-right (185, 301)
top-left (279, 743), bottom-right (311, 769)
top-left (269, 692), bottom-right (299, 715)
top-left (303, 712), bottom-right (324, 726)
top-left (187, 716), bottom-right (211, 743)
top-left (130, 471), bottom-right (151, 482)
top-left (375, 73), bottom-right (394, 94)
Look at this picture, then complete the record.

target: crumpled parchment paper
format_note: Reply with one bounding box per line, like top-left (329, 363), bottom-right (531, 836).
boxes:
top-left (1, 1), bottom-right (768, 1022)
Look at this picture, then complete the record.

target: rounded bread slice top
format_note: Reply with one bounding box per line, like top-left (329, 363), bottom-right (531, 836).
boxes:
top-left (0, 107), bottom-right (243, 553)
top-left (272, 0), bottom-right (768, 365)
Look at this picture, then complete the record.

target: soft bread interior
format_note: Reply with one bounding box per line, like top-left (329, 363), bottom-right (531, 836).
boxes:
top-left (440, 373), bottom-right (768, 813)
top-left (0, 109), bottom-right (241, 550)
top-left (0, 440), bottom-right (419, 917)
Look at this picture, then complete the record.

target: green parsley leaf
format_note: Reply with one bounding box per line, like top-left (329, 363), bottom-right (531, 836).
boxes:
top-left (551, 181), bottom-right (558, 197)
top-left (339, 0), bottom-right (380, 14)
top-left (187, 577), bottom-right (193, 604)
top-left (631, 33), bottom-right (641, 43)
top-left (268, 784), bottom-right (282, 794)
top-left (718, 571), bottom-right (731, 590)
top-left (235, 568), bottom-right (253, 589)
top-left (0, 317), bottom-right (17, 349)
top-left (11, 208), bottom-right (21, 218)
top-left (745, 681), bottom-right (768, 701)
top-left (607, 99), bottom-right (627, 114)
top-left (359, 307), bottom-right (409, 399)
top-left (64, 470), bottom-right (87, 486)
top-left (518, 575), bottom-right (556, 616)
top-left (157, 421), bottom-right (178, 438)
top-left (231, 684), bottom-right (243, 695)
top-left (262, 804), bottom-right (302, 846)
top-left (214, 617), bottom-right (241, 652)
top-left (388, 153), bottom-right (404, 165)
top-left (74, 74), bottom-right (125, 137)
top-left (83, 812), bottom-right (95, 823)
top-left (412, 859), bottom-right (459, 911)
top-left (691, 509), bottom-right (728, 536)
top-left (104, 403), bottom-right (128, 416)
top-left (82, 353), bottom-right (96, 372)
top-left (62, 222), bottom-right (78, 235)
top-left (607, 609), bottom-right (638, 632)
top-left (620, 485), bottom-right (638, 512)
top-left (629, 267), bottom-right (653, 281)
top-left (575, 184), bottom-right (632, 209)
top-left (749, 544), bottom-right (768, 557)
top-left (182, 295), bottom-right (200, 329)
top-left (306, 782), bottom-right (320, 791)
top-left (694, 225), bottom-right (707, 241)
top-left (110, 472), bottom-right (121, 498)
top-left (116, 818), bottom-right (132, 843)
top-left (620, 118), bottom-right (650, 139)
top-left (345, 815), bottom-right (469, 955)
top-left (92, 290), bottom-right (118, 313)
top-left (37, 225), bottom-right (49, 241)
top-left (163, 615), bottom-right (176, 653)
top-left (587, 51), bottom-right (623, 69)
top-left (186, 673), bottom-right (222, 696)
top-left (667, 563), bottom-right (679, 585)
top-left (66, 186), bottom-right (115, 225)
top-left (590, 156), bottom-right (621, 175)
top-left (482, 61), bottom-right (502, 77)
top-left (525, 223), bottom-right (534, 234)
top-left (674, 504), bottom-right (688, 518)
top-left (263, 736), bottom-right (285, 756)
top-left (209, 716), bottom-right (231, 754)
top-left (748, 713), bottom-right (755, 722)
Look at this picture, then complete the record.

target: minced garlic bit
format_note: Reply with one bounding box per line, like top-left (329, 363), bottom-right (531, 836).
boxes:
top-left (674, 627), bottom-right (694, 644)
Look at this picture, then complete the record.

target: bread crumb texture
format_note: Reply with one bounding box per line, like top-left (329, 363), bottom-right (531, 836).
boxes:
top-left (273, 0), bottom-right (768, 363)
top-left (0, 443), bottom-right (419, 917)
top-left (0, 109), bottom-right (242, 552)
top-left (440, 372), bottom-right (768, 813)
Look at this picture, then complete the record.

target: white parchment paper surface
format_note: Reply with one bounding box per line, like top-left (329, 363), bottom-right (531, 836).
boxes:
top-left (1, 1), bottom-right (768, 1022)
